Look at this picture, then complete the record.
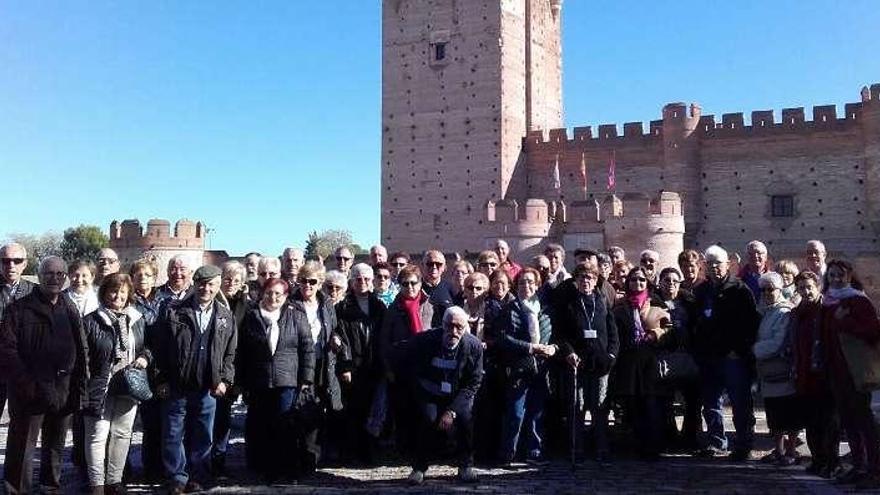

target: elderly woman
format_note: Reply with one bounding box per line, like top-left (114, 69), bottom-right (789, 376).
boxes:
top-left (609, 260), bottom-right (633, 301)
top-left (461, 273), bottom-right (489, 341)
top-left (373, 261), bottom-right (398, 307)
top-left (753, 272), bottom-right (799, 466)
top-left (129, 258), bottom-right (159, 326)
top-left (211, 260), bottom-right (252, 474)
top-left (288, 261), bottom-right (341, 475)
top-left (64, 260), bottom-right (99, 317)
top-left (333, 263), bottom-right (386, 464)
top-left (322, 269), bottom-right (348, 306)
top-left (554, 262), bottom-right (619, 463)
top-left (495, 267), bottom-right (556, 465)
top-left (774, 260), bottom-right (801, 305)
top-left (82, 273), bottom-right (151, 495)
top-left (237, 278), bottom-right (314, 481)
top-left (821, 260), bottom-right (880, 488)
top-left (677, 249), bottom-right (703, 293)
top-left (450, 260), bottom-right (474, 306)
top-left (790, 271), bottom-right (840, 478)
top-left (612, 266), bottom-right (673, 459)
top-left (494, 239), bottom-right (522, 280)
top-left (476, 250), bottom-right (500, 278)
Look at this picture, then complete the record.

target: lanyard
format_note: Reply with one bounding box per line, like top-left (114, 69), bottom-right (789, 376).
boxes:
top-left (578, 293), bottom-right (596, 331)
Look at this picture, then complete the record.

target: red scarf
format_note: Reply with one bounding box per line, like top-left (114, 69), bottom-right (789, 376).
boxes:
top-left (626, 289), bottom-right (649, 310)
top-left (402, 294), bottom-right (423, 335)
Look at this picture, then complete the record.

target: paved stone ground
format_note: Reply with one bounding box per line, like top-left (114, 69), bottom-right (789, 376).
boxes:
top-left (0, 404), bottom-right (873, 494)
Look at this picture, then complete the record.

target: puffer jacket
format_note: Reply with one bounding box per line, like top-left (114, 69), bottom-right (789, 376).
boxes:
top-left (334, 292), bottom-right (386, 378)
top-left (493, 297), bottom-right (552, 378)
top-left (237, 305), bottom-right (315, 391)
top-left (0, 290), bottom-right (89, 415)
top-left (82, 306), bottom-right (152, 415)
top-left (288, 292), bottom-right (342, 411)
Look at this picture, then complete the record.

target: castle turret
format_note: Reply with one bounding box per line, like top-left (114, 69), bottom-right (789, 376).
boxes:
top-left (603, 192), bottom-right (685, 269)
top-left (863, 84), bottom-right (880, 236)
top-left (485, 198), bottom-right (551, 258)
top-left (109, 218), bottom-right (206, 284)
top-left (662, 102), bottom-right (702, 246)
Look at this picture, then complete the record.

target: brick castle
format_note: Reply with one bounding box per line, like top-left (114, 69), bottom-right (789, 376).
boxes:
top-left (109, 219), bottom-right (206, 284)
top-left (379, 0), bottom-right (879, 297)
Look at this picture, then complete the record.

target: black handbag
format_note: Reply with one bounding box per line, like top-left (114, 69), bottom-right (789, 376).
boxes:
top-left (108, 366), bottom-right (153, 403)
top-left (656, 350), bottom-right (699, 383)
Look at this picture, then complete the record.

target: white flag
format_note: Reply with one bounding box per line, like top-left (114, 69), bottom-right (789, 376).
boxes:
top-left (551, 154), bottom-right (561, 190)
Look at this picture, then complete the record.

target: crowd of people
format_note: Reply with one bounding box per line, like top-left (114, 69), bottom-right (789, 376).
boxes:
top-left (1, 237), bottom-right (880, 493)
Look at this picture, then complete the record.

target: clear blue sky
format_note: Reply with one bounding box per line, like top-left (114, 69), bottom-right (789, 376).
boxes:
top-left (1, 1), bottom-right (877, 256)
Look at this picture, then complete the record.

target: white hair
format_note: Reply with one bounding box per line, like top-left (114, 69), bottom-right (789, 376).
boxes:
top-left (282, 247), bottom-right (303, 258)
top-left (443, 305), bottom-right (469, 326)
top-left (369, 244), bottom-right (387, 256)
top-left (704, 245), bottom-right (729, 263)
top-left (39, 255), bottom-right (67, 273)
top-left (168, 254), bottom-right (190, 270)
top-left (324, 270), bottom-right (347, 287)
top-left (759, 271), bottom-right (784, 290)
top-left (640, 249), bottom-right (660, 261)
top-left (349, 263), bottom-right (374, 280)
top-left (746, 240), bottom-right (767, 254)
top-left (258, 256), bottom-right (281, 272)
top-left (806, 239), bottom-right (826, 253)
top-left (221, 260), bottom-right (246, 280)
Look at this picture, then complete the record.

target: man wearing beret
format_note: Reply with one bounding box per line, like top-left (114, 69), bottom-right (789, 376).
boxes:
top-left (154, 265), bottom-right (238, 494)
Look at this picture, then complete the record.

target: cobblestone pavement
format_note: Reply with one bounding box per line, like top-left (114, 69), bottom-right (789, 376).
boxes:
top-left (0, 407), bottom-right (873, 494)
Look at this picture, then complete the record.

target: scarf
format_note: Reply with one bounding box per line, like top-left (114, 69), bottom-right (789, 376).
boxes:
top-left (626, 289), bottom-right (649, 344)
top-left (823, 286), bottom-right (865, 306)
top-left (626, 289), bottom-right (649, 310)
top-left (260, 306), bottom-right (282, 355)
top-left (99, 306), bottom-right (131, 362)
top-left (520, 296), bottom-right (542, 344)
top-left (402, 294), bottom-right (423, 335)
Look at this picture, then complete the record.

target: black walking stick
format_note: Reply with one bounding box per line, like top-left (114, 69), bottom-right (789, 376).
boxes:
top-left (570, 362), bottom-right (578, 470)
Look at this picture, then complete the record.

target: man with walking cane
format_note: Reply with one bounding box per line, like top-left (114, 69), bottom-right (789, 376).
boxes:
top-left (553, 263), bottom-right (619, 464)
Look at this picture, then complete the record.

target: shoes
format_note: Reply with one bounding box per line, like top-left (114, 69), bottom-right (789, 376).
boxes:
top-left (760, 451), bottom-right (782, 464)
top-left (106, 484), bottom-right (128, 495)
top-left (457, 466), bottom-right (478, 483)
top-left (407, 469), bottom-right (425, 486)
top-left (728, 449), bottom-right (753, 462)
top-left (167, 483), bottom-right (186, 495)
top-left (184, 481), bottom-right (205, 493)
top-left (695, 446), bottom-right (728, 458)
top-left (835, 466), bottom-right (868, 485)
top-left (776, 455), bottom-right (797, 467)
top-left (90, 486), bottom-right (105, 495)
top-left (819, 465), bottom-right (844, 479)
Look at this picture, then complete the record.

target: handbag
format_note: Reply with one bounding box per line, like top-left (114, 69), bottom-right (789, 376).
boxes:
top-left (656, 350), bottom-right (699, 383)
top-left (108, 366), bottom-right (153, 403)
top-left (838, 333), bottom-right (880, 392)
top-left (757, 356), bottom-right (792, 383)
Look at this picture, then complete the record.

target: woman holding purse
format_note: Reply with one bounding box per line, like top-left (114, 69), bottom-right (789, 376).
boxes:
top-left (82, 273), bottom-right (151, 495)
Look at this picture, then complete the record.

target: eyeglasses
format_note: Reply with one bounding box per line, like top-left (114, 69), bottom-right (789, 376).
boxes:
top-left (661, 279), bottom-right (682, 286)
top-left (259, 271), bottom-right (279, 277)
top-left (466, 285), bottom-right (486, 291)
top-left (401, 280), bottom-right (420, 287)
top-left (326, 285), bottom-right (345, 292)
top-left (537, 266), bottom-right (550, 271)
top-left (98, 258), bottom-right (119, 264)
top-left (41, 271), bottom-right (67, 279)
top-left (391, 262), bottom-right (407, 267)
top-left (479, 262), bottom-right (498, 267)
top-left (299, 278), bottom-right (320, 286)
top-left (641, 258), bottom-right (657, 264)
top-left (425, 261), bottom-right (444, 268)
top-left (336, 256), bottom-right (353, 262)
top-left (376, 274), bottom-right (390, 280)
top-left (1, 258), bottom-right (25, 265)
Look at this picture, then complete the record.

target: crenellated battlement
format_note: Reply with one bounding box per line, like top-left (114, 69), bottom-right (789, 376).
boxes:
top-left (523, 84), bottom-right (877, 151)
top-left (109, 218), bottom-right (206, 250)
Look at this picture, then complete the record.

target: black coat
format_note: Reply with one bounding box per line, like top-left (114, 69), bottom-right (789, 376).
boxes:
top-left (692, 275), bottom-right (760, 360)
top-left (288, 292), bottom-right (342, 411)
top-left (0, 278), bottom-right (37, 323)
top-left (397, 328), bottom-right (484, 417)
top-left (334, 292), bottom-right (386, 378)
top-left (155, 295), bottom-right (238, 391)
top-left (82, 307), bottom-right (152, 414)
top-left (0, 290), bottom-right (89, 415)
top-left (380, 292), bottom-right (434, 374)
top-left (553, 289), bottom-right (619, 375)
top-left (237, 306), bottom-right (314, 391)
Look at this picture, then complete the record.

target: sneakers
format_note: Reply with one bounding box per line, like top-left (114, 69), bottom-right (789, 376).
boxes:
top-left (407, 469), bottom-right (425, 486)
top-left (457, 466), bottom-right (478, 483)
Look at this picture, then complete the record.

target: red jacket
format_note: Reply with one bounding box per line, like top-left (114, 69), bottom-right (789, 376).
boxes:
top-left (821, 293), bottom-right (880, 386)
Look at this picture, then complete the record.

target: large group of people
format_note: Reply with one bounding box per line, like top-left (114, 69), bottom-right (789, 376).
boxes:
top-left (1, 237), bottom-right (880, 493)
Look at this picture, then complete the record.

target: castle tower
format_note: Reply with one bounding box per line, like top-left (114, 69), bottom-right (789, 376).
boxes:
top-left (661, 102), bottom-right (702, 246)
top-left (863, 84), bottom-right (880, 236)
top-left (381, 0), bottom-right (563, 252)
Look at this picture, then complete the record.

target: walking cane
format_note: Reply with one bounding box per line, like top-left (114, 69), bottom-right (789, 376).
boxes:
top-left (570, 362), bottom-right (578, 470)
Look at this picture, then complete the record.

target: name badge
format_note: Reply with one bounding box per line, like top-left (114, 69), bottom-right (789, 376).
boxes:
top-left (582, 329), bottom-right (597, 339)
top-left (704, 309), bottom-right (712, 318)
top-left (440, 382), bottom-right (452, 393)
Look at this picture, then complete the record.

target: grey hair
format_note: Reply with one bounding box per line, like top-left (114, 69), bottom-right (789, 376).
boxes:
top-left (544, 243), bottom-right (565, 257)
top-left (746, 240), bottom-right (768, 254)
top-left (39, 255), bottom-right (67, 273)
top-left (324, 269), bottom-right (347, 287)
top-left (282, 247), bottom-right (303, 258)
top-left (640, 249), bottom-right (660, 261)
top-left (369, 244), bottom-right (387, 256)
top-left (221, 260), bottom-right (246, 281)
top-left (608, 245), bottom-right (625, 256)
top-left (704, 245), bottom-right (729, 263)
top-left (349, 263), bottom-right (374, 280)
top-left (0, 242), bottom-right (27, 257)
top-left (168, 254), bottom-right (190, 270)
top-left (806, 239), bottom-right (826, 254)
top-left (759, 271), bottom-right (784, 290)
top-left (443, 305), bottom-right (469, 326)
top-left (258, 256), bottom-right (281, 272)
top-left (493, 239), bottom-right (510, 250)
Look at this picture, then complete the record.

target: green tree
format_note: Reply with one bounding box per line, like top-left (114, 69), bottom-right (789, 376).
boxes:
top-left (60, 224), bottom-right (109, 262)
top-left (304, 229), bottom-right (356, 261)
top-left (4, 231), bottom-right (62, 275)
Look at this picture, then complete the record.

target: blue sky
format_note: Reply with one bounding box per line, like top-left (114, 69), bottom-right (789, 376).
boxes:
top-left (1, 1), bottom-right (877, 256)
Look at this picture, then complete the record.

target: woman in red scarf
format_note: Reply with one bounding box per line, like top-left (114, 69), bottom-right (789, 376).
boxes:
top-left (611, 266), bottom-right (673, 459)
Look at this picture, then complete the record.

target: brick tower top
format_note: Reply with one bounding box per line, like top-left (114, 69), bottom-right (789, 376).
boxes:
top-left (109, 218), bottom-right (205, 250)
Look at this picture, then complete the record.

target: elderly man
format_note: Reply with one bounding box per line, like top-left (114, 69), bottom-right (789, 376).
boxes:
top-left (804, 240), bottom-right (827, 280)
top-left (242, 252), bottom-right (261, 282)
top-left (0, 256), bottom-right (88, 494)
top-left (493, 239), bottom-right (522, 280)
top-left (247, 256), bottom-right (281, 302)
top-left (389, 252), bottom-right (410, 280)
top-left (335, 246), bottom-right (355, 277)
top-left (607, 246), bottom-right (626, 265)
top-left (155, 265), bottom-right (238, 494)
top-left (0, 243), bottom-right (37, 421)
top-left (693, 245), bottom-right (760, 461)
top-left (154, 255), bottom-right (194, 309)
top-left (94, 248), bottom-right (121, 287)
top-left (370, 244), bottom-right (389, 265)
top-left (280, 247), bottom-right (304, 286)
top-left (396, 306), bottom-right (482, 485)
top-left (639, 249), bottom-right (661, 286)
top-left (738, 240), bottom-right (770, 300)
top-left (543, 243), bottom-right (569, 288)
top-left (421, 250), bottom-right (455, 326)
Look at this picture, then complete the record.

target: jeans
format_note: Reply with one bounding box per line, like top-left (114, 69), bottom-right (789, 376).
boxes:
top-left (84, 395), bottom-right (139, 486)
top-left (162, 390), bottom-right (217, 486)
top-left (700, 356), bottom-right (755, 451)
top-left (499, 370), bottom-right (550, 461)
top-left (412, 400), bottom-right (474, 473)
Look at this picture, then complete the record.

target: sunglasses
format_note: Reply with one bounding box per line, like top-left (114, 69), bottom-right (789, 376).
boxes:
top-left (425, 261), bottom-right (444, 268)
top-left (466, 285), bottom-right (486, 291)
top-left (401, 280), bottom-right (420, 287)
top-left (299, 278), bottom-right (320, 286)
top-left (629, 277), bottom-right (648, 283)
top-left (98, 257), bottom-right (119, 264)
top-left (1, 258), bottom-right (25, 265)
top-left (391, 262), bottom-right (407, 267)
top-left (376, 274), bottom-right (390, 280)
top-left (479, 262), bottom-right (498, 267)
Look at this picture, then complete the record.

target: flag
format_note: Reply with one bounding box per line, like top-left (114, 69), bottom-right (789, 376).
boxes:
top-left (607, 150), bottom-right (616, 191)
top-left (551, 154), bottom-right (561, 190)
top-left (579, 152), bottom-right (588, 198)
